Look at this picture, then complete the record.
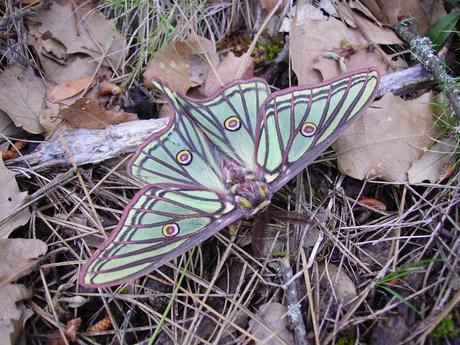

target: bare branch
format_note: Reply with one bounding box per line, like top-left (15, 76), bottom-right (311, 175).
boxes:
top-left (8, 66), bottom-right (432, 171)
top-left (394, 23), bottom-right (460, 118)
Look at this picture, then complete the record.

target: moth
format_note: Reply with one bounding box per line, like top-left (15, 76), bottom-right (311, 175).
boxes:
top-left (80, 68), bottom-right (379, 287)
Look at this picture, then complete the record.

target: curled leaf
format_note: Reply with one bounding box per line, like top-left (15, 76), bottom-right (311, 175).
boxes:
top-left (60, 98), bottom-right (138, 129)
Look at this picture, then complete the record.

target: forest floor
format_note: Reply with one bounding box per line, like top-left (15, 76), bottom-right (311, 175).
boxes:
top-left (0, 1), bottom-right (459, 344)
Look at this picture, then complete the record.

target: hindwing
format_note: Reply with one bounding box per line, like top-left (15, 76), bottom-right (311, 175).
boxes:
top-left (80, 184), bottom-right (240, 287)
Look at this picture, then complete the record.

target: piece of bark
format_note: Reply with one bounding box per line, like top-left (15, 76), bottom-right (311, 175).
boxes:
top-left (7, 66), bottom-right (431, 171)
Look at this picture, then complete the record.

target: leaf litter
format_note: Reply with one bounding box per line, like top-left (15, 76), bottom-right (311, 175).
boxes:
top-left (0, 239), bottom-right (47, 345)
top-left (0, 0), bottom-right (458, 344)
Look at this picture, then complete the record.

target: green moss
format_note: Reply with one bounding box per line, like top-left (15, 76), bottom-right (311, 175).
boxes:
top-left (336, 330), bottom-right (356, 345)
top-left (255, 35), bottom-right (284, 61)
top-left (430, 314), bottom-right (459, 344)
top-left (272, 250), bottom-right (286, 258)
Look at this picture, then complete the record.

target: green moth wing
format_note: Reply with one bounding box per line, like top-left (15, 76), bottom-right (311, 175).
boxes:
top-left (255, 68), bottom-right (379, 190)
top-left (174, 79), bottom-right (270, 169)
top-left (80, 69), bottom-right (379, 288)
top-left (80, 184), bottom-right (240, 287)
top-left (129, 84), bottom-right (225, 192)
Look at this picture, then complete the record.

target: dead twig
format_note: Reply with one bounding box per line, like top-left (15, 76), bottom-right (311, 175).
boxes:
top-left (7, 66), bottom-right (431, 171)
top-left (394, 23), bottom-right (460, 118)
top-left (280, 258), bottom-right (310, 345)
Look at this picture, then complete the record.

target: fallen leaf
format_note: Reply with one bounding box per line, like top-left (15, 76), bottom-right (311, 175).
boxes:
top-left (60, 98), bottom-right (138, 129)
top-left (332, 5), bottom-right (402, 45)
top-left (0, 158), bottom-right (31, 238)
top-left (318, 263), bottom-right (357, 308)
top-left (143, 35), bottom-right (219, 94)
top-left (0, 238), bottom-right (47, 345)
top-left (46, 318), bottom-right (82, 345)
top-left (312, 47), bottom-right (406, 81)
top-left (333, 92), bottom-right (438, 182)
top-left (260, 0), bottom-right (286, 13)
top-left (48, 76), bottom-right (94, 103)
top-left (279, 3), bottom-right (331, 32)
top-left (290, 17), bottom-right (368, 83)
top-left (359, 197), bottom-right (387, 211)
top-left (0, 64), bottom-right (44, 134)
top-left (0, 110), bottom-right (21, 137)
top-left (203, 52), bottom-right (254, 96)
top-left (407, 137), bottom-right (457, 183)
top-left (248, 302), bottom-right (295, 345)
top-left (41, 55), bottom-right (106, 86)
top-left (39, 101), bottom-right (62, 133)
top-left (0, 284), bottom-right (33, 345)
top-left (65, 318), bottom-right (81, 342)
top-left (421, 0), bottom-right (447, 25)
top-left (1, 141), bottom-right (27, 161)
top-left (40, 38), bottom-right (67, 62)
top-left (0, 239), bottom-right (47, 285)
top-left (31, 2), bottom-right (125, 69)
top-left (376, 0), bottom-right (430, 35)
top-left (359, 0), bottom-right (390, 24)
top-left (99, 82), bottom-right (122, 96)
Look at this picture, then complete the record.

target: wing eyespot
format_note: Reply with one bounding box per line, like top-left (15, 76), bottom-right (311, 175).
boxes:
top-left (162, 223), bottom-right (180, 237)
top-left (176, 149), bottom-right (193, 165)
top-left (301, 122), bottom-right (317, 137)
top-left (224, 116), bottom-right (241, 131)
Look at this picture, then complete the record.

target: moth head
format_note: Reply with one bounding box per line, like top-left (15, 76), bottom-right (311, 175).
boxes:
top-left (232, 181), bottom-right (272, 217)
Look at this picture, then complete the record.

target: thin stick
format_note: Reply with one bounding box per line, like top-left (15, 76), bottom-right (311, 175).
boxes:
top-left (236, 0), bottom-right (284, 79)
top-left (7, 66), bottom-right (430, 171)
top-left (280, 258), bottom-right (310, 345)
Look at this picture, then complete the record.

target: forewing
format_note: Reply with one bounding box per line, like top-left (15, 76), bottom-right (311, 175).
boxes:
top-left (80, 184), bottom-right (240, 287)
top-left (129, 85), bottom-right (224, 191)
top-left (174, 79), bottom-right (271, 169)
top-left (255, 68), bottom-right (379, 191)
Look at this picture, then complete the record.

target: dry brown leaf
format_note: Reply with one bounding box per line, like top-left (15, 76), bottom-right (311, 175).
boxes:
top-left (203, 52), bottom-right (254, 96)
top-left (359, 197), bottom-right (387, 211)
top-left (41, 56), bottom-right (106, 86)
top-left (334, 92), bottom-right (438, 182)
top-left (0, 239), bottom-right (47, 285)
top-left (143, 35), bottom-right (219, 94)
top-left (318, 263), bottom-right (357, 308)
top-left (0, 284), bottom-right (33, 345)
top-left (0, 64), bottom-right (44, 134)
top-left (65, 318), bottom-right (81, 342)
top-left (0, 158), bottom-right (31, 238)
top-left (48, 76), bottom-right (94, 103)
top-left (31, 2), bottom-right (125, 69)
top-left (340, 10), bottom-right (402, 45)
top-left (1, 141), bottom-right (27, 161)
top-left (0, 110), bottom-right (21, 137)
top-left (40, 38), bottom-right (67, 62)
top-left (60, 98), bottom-right (138, 129)
top-left (407, 137), bottom-right (457, 183)
top-left (260, 0), bottom-right (286, 13)
top-left (313, 47), bottom-right (407, 81)
top-left (280, 3), bottom-right (333, 32)
top-left (376, 0), bottom-right (430, 35)
top-left (248, 302), bottom-right (295, 345)
top-left (0, 238), bottom-right (47, 345)
top-left (421, 0), bottom-right (447, 25)
top-left (39, 101), bottom-right (62, 133)
top-left (291, 17), bottom-right (368, 83)
top-left (98, 82), bottom-right (122, 96)
top-left (359, 0), bottom-right (389, 24)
